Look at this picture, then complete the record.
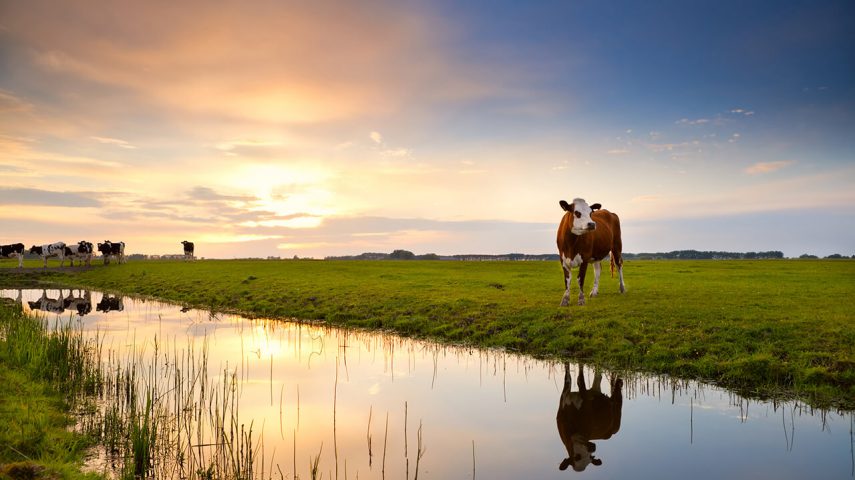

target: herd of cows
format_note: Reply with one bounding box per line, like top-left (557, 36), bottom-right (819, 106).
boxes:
top-left (0, 240), bottom-right (195, 268)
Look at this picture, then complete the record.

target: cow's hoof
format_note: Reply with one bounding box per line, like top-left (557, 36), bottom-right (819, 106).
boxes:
top-left (577, 299), bottom-right (586, 306)
top-left (560, 298), bottom-right (569, 307)
top-left (589, 290), bottom-right (598, 297)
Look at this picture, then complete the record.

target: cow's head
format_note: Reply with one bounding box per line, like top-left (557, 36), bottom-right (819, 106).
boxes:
top-left (559, 439), bottom-right (601, 472)
top-left (79, 241), bottom-right (93, 253)
top-left (97, 242), bottom-right (111, 254)
top-left (559, 198), bottom-right (597, 235)
top-left (29, 245), bottom-right (42, 254)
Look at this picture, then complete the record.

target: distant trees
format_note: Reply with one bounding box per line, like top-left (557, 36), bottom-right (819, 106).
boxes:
top-left (389, 249), bottom-right (416, 260)
top-left (624, 250), bottom-right (784, 260)
top-left (323, 249), bottom-right (850, 261)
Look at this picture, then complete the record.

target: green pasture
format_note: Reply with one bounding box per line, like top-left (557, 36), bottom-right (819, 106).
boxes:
top-left (1, 258), bottom-right (853, 409)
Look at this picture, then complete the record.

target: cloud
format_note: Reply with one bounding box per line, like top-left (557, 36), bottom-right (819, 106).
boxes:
top-left (0, 187), bottom-right (101, 207)
top-left (607, 148), bottom-right (629, 155)
top-left (381, 148), bottom-right (411, 158)
top-left (370, 131), bottom-right (383, 144)
top-left (0, 90), bottom-right (34, 113)
top-left (214, 139), bottom-right (282, 152)
top-left (2, 1), bottom-right (520, 125)
top-left (186, 186), bottom-right (255, 203)
top-left (91, 136), bottom-right (136, 149)
top-left (744, 160), bottom-right (794, 175)
top-left (729, 108), bottom-right (755, 116)
top-left (676, 118), bottom-right (710, 126)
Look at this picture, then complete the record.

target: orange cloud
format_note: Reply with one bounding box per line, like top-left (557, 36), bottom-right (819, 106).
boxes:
top-left (3, 1), bottom-right (506, 124)
top-left (744, 160), bottom-right (794, 175)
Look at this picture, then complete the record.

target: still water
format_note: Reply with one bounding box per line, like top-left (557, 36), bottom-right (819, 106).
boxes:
top-left (3, 288), bottom-right (853, 479)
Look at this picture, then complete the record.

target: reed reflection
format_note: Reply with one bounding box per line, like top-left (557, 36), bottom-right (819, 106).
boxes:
top-left (557, 362), bottom-right (623, 472)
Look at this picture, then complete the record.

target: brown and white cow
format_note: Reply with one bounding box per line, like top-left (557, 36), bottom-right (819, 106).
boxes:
top-left (556, 198), bottom-right (625, 306)
top-left (556, 363), bottom-right (623, 472)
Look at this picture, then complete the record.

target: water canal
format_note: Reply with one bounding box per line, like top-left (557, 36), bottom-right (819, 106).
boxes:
top-left (2, 288), bottom-right (853, 479)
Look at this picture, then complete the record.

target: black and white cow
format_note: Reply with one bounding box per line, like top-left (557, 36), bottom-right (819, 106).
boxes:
top-left (97, 240), bottom-right (125, 265)
top-left (63, 241), bottom-right (94, 267)
top-left (29, 242), bottom-right (66, 268)
top-left (1, 243), bottom-right (25, 268)
top-left (181, 240), bottom-right (195, 261)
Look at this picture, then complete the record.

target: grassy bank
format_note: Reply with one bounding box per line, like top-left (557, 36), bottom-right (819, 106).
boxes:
top-left (3, 258), bottom-right (853, 409)
top-left (0, 303), bottom-right (103, 480)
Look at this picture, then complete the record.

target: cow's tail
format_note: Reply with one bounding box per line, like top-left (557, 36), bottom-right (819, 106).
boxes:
top-left (609, 252), bottom-right (616, 278)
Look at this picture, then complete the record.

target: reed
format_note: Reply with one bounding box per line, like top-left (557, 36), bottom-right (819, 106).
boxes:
top-left (0, 303), bottom-right (104, 479)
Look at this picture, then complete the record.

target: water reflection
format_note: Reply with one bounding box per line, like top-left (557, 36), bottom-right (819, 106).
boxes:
top-left (25, 288), bottom-right (92, 316)
top-left (557, 363), bottom-right (623, 472)
top-left (95, 294), bottom-right (123, 313)
top-left (0, 288), bottom-right (852, 479)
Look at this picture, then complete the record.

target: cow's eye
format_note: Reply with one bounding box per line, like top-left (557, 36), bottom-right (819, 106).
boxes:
top-left (574, 211), bottom-right (581, 218)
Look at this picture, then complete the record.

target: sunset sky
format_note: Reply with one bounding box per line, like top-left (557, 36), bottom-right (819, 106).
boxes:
top-left (2, 0), bottom-right (853, 258)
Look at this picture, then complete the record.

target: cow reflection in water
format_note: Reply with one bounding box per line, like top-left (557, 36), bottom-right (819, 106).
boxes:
top-left (63, 290), bottom-right (92, 316)
top-left (557, 363), bottom-right (623, 472)
top-left (27, 290), bottom-right (67, 314)
top-left (26, 289), bottom-right (93, 316)
top-left (97, 295), bottom-right (124, 313)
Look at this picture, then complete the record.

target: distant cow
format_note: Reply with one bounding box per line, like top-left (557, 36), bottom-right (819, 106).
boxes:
top-left (63, 241), bottom-right (94, 267)
top-left (556, 198), bottom-right (625, 307)
top-left (1, 243), bottom-right (25, 268)
top-left (557, 363), bottom-right (623, 472)
top-left (97, 240), bottom-right (125, 265)
top-left (181, 240), bottom-right (195, 260)
top-left (29, 242), bottom-right (66, 268)
top-left (96, 294), bottom-right (124, 313)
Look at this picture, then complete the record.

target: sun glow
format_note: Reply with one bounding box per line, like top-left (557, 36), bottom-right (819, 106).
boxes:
top-left (231, 163), bottom-right (337, 222)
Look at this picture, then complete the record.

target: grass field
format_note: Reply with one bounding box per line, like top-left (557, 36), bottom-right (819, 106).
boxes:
top-left (1, 257), bottom-right (853, 409)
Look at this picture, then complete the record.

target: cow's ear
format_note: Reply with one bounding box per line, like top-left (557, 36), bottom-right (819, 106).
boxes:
top-left (590, 203), bottom-right (601, 211)
top-left (559, 200), bottom-right (573, 212)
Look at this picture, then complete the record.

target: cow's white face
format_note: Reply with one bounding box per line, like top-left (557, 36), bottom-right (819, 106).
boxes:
top-left (570, 198), bottom-right (597, 235)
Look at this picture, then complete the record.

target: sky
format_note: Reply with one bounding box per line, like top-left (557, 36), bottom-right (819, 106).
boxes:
top-left (1, 0), bottom-right (853, 258)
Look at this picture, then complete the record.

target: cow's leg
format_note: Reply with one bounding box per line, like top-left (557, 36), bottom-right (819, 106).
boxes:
top-left (560, 264), bottom-right (572, 306)
top-left (16, 253), bottom-right (23, 268)
top-left (576, 366), bottom-right (586, 392)
top-left (590, 261), bottom-right (601, 297)
top-left (560, 362), bottom-right (572, 406)
top-left (577, 262), bottom-right (589, 305)
top-left (42, 256), bottom-right (48, 268)
top-left (618, 261), bottom-right (626, 293)
top-left (591, 369), bottom-right (603, 394)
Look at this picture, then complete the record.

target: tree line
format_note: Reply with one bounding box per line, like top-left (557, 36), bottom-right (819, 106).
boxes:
top-left (325, 249), bottom-right (852, 261)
